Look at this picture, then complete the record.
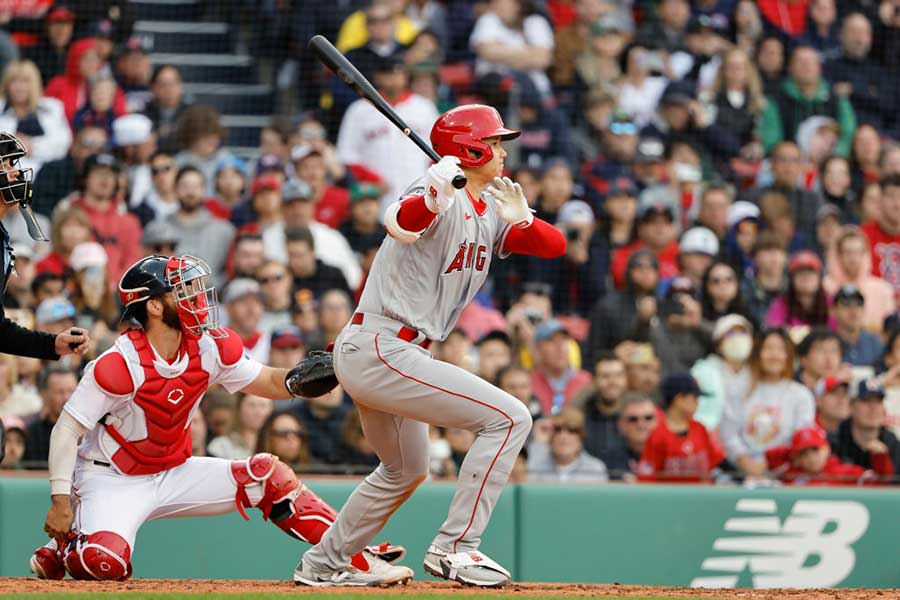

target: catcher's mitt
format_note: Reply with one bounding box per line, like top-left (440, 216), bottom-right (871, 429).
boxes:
top-left (285, 351), bottom-right (339, 398)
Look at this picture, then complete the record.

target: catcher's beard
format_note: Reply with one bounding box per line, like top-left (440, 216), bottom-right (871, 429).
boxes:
top-left (161, 299), bottom-right (183, 331)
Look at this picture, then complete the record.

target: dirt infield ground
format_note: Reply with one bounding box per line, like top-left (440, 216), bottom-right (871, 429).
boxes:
top-left (0, 578), bottom-right (895, 599)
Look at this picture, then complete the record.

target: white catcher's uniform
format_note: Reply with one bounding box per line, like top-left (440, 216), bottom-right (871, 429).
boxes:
top-left (63, 328), bottom-right (262, 549)
top-left (302, 178), bottom-right (533, 571)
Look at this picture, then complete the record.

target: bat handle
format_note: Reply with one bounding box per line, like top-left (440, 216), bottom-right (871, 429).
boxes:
top-left (451, 174), bottom-right (467, 189)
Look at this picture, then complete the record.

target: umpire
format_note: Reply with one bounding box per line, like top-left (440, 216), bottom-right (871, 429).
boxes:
top-left (0, 132), bottom-right (88, 374)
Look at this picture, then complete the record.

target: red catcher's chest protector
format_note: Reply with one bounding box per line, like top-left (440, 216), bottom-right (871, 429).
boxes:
top-left (103, 330), bottom-right (209, 475)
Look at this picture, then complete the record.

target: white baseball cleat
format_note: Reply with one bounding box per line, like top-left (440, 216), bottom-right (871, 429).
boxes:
top-left (293, 555), bottom-right (413, 588)
top-left (423, 545), bottom-right (511, 587)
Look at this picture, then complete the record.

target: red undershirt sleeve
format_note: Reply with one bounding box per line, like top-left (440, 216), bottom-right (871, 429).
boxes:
top-left (501, 218), bottom-right (567, 258)
top-left (395, 194), bottom-right (437, 231)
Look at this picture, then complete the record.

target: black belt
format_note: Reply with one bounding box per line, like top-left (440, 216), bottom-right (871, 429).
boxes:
top-left (93, 460), bottom-right (111, 468)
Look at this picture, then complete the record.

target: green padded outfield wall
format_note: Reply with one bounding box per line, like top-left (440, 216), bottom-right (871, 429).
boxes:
top-left (2, 477), bottom-right (899, 588)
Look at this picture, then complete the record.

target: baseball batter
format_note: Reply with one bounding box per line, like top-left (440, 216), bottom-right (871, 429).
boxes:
top-left (30, 254), bottom-right (411, 585)
top-left (294, 105), bottom-right (566, 587)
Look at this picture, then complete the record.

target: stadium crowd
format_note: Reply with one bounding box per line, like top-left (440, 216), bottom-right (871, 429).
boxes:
top-left (1, 0), bottom-right (900, 485)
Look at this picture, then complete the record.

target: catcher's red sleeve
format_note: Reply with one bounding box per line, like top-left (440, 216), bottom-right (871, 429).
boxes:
top-left (395, 194), bottom-right (437, 231)
top-left (503, 218), bottom-right (566, 258)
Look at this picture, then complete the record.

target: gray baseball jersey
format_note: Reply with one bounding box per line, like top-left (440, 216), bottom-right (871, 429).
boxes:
top-left (357, 178), bottom-right (511, 341)
top-left (301, 177), bottom-right (532, 574)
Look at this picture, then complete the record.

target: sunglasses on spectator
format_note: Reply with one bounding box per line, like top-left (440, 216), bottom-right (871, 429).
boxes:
top-left (152, 163), bottom-right (174, 175)
top-left (837, 299), bottom-right (864, 307)
top-left (625, 414), bottom-right (655, 423)
top-left (258, 273), bottom-right (285, 284)
top-left (272, 429), bottom-right (304, 439)
top-left (553, 425), bottom-right (582, 435)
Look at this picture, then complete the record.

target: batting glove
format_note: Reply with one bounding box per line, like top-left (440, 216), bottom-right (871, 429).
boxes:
top-left (425, 156), bottom-right (462, 213)
top-left (486, 176), bottom-right (533, 228)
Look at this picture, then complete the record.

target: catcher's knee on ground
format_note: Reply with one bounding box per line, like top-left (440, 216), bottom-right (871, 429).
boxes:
top-left (61, 531), bottom-right (132, 581)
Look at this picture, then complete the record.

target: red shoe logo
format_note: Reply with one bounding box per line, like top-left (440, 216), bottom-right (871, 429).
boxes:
top-left (465, 213), bottom-right (472, 220)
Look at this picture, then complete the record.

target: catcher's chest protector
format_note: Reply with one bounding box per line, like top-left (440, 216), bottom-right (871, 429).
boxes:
top-left (103, 330), bottom-right (209, 475)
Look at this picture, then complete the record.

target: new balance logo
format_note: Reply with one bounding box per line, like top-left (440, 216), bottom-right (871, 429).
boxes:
top-left (691, 499), bottom-right (869, 589)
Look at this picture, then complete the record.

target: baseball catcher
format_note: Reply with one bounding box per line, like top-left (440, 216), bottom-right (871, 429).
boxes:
top-left (30, 254), bottom-right (411, 585)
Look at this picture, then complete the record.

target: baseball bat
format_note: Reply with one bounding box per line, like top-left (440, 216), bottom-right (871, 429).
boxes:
top-left (308, 34), bottom-right (467, 190)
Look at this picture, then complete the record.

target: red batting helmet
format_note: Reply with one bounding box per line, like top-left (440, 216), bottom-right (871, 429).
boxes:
top-left (430, 105), bottom-right (520, 168)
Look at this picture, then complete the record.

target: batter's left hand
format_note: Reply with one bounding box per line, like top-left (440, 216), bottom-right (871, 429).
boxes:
top-left (55, 328), bottom-right (89, 358)
top-left (486, 177), bottom-right (533, 228)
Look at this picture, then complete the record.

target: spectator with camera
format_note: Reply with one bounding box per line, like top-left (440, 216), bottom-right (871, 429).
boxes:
top-left (650, 276), bottom-right (710, 375)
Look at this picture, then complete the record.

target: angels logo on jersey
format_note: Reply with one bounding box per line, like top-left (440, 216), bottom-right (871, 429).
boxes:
top-left (445, 242), bottom-right (488, 274)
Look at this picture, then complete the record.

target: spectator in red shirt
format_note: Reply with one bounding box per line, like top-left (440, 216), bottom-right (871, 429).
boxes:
top-left (530, 319), bottom-right (592, 415)
top-left (611, 197), bottom-right (680, 289)
top-left (44, 37), bottom-right (125, 125)
top-left (68, 153), bottom-right (141, 283)
top-left (861, 175), bottom-right (900, 298)
top-left (638, 373), bottom-right (725, 482)
top-left (765, 425), bottom-right (894, 486)
top-left (291, 144), bottom-right (350, 229)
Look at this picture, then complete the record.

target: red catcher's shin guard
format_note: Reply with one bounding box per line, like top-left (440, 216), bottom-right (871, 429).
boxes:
top-left (231, 454), bottom-right (370, 571)
top-left (61, 531), bottom-right (132, 581)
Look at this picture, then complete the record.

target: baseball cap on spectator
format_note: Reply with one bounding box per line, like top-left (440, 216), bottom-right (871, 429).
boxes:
top-left (788, 251), bottom-right (822, 275)
top-left (87, 18), bottom-right (114, 39)
top-left (36, 297), bottom-right (76, 326)
top-left (607, 177), bottom-right (637, 198)
top-left (661, 372), bottom-right (702, 407)
top-left (351, 183), bottom-right (381, 204)
top-left (47, 4), bottom-right (75, 22)
top-left (143, 220), bottom-right (179, 249)
top-left (660, 80), bottom-right (695, 106)
top-left (11, 242), bottom-right (33, 261)
top-left (271, 325), bottom-right (305, 349)
top-left (679, 227), bottom-right (719, 257)
top-left (556, 200), bottom-right (594, 227)
top-left (790, 426), bottom-right (829, 457)
top-left (834, 284), bottom-right (865, 305)
top-left (712, 314), bottom-right (752, 342)
top-left (856, 379), bottom-right (885, 400)
top-left (251, 174), bottom-right (281, 196)
top-left (635, 137), bottom-right (665, 163)
top-left (291, 144), bottom-right (321, 164)
top-left (84, 153), bottom-right (121, 175)
top-left (727, 201), bottom-right (760, 228)
top-left (638, 196), bottom-right (676, 222)
top-left (371, 53), bottom-right (405, 74)
top-left (215, 155), bottom-right (249, 179)
top-left (119, 35), bottom-right (149, 57)
top-left (814, 374), bottom-right (849, 397)
top-left (69, 241), bottom-right (107, 272)
top-left (223, 278), bottom-right (262, 304)
top-left (533, 319), bottom-right (569, 343)
top-left (816, 203), bottom-right (842, 224)
top-left (256, 153), bottom-right (284, 175)
top-left (112, 114), bottom-right (153, 147)
top-left (687, 13), bottom-right (728, 35)
top-left (627, 248), bottom-right (658, 272)
top-left (608, 111), bottom-right (638, 136)
top-left (282, 178), bottom-right (312, 203)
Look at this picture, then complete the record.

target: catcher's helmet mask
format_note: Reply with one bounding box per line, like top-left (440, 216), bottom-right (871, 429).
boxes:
top-left (0, 131), bottom-right (45, 241)
top-left (119, 255), bottom-right (225, 339)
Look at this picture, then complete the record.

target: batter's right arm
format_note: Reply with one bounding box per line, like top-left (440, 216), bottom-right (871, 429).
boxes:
top-left (385, 157), bottom-right (461, 243)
